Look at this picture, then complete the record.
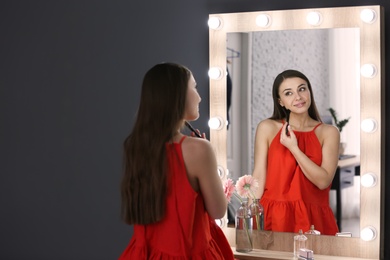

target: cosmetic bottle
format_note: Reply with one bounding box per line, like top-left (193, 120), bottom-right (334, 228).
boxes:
top-left (304, 225), bottom-right (320, 251)
top-left (305, 225), bottom-right (321, 235)
top-left (293, 229), bottom-right (307, 257)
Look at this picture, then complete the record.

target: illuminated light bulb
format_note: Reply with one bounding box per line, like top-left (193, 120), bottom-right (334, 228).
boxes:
top-left (360, 9), bottom-right (376, 24)
top-left (208, 17), bottom-right (222, 30)
top-left (208, 117), bottom-right (223, 130)
top-left (256, 14), bottom-right (271, 27)
top-left (361, 118), bottom-right (377, 133)
top-left (208, 67), bottom-right (223, 79)
top-left (215, 218), bottom-right (224, 227)
top-left (217, 166), bottom-right (225, 178)
top-left (361, 226), bottom-right (376, 241)
top-left (360, 64), bottom-right (377, 78)
top-left (361, 173), bottom-right (377, 188)
top-left (306, 11), bottom-right (322, 26)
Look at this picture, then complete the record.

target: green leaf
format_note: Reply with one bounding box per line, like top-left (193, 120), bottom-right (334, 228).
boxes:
top-left (327, 107), bottom-right (350, 132)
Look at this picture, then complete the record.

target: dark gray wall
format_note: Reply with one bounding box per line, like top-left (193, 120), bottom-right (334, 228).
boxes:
top-left (0, 1), bottom-right (388, 259)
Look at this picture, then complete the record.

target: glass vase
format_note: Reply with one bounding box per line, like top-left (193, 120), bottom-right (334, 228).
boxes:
top-left (249, 199), bottom-right (264, 230)
top-left (235, 200), bottom-right (253, 252)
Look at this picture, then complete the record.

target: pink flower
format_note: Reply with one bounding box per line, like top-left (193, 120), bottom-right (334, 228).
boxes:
top-left (223, 178), bottom-right (236, 202)
top-left (235, 175), bottom-right (259, 199)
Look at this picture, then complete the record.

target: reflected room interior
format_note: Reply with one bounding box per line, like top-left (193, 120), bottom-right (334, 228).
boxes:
top-left (226, 28), bottom-right (361, 237)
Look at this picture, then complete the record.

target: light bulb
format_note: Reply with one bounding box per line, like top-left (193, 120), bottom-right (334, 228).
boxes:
top-left (361, 226), bottom-right (376, 241)
top-left (215, 218), bottom-right (224, 228)
top-left (208, 67), bottom-right (223, 79)
top-left (256, 14), bottom-right (270, 27)
top-left (360, 9), bottom-right (376, 24)
top-left (217, 166), bottom-right (225, 178)
top-left (208, 117), bottom-right (223, 129)
top-left (361, 64), bottom-right (377, 78)
top-left (361, 173), bottom-right (376, 187)
top-left (208, 17), bottom-right (222, 30)
top-left (361, 118), bottom-right (377, 133)
top-left (306, 11), bottom-right (322, 26)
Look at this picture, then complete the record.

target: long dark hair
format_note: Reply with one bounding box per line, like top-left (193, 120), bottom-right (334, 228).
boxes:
top-left (270, 69), bottom-right (321, 122)
top-left (121, 63), bottom-right (191, 225)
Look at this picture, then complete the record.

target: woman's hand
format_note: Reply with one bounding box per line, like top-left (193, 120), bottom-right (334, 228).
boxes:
top-left (280, 123), bottom-right (298, 150)
top-left (190, 129), bottom-right (206, 139)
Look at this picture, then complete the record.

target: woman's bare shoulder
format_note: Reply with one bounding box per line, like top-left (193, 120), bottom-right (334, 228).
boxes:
top-left (316, 123), bottom-right (340, 142)
top-left (256, 118), bottom-right (281, 133)
top-left (181, 136), bottom-right (214, 159)
top-left (317, 123), bottom-right (339, 135)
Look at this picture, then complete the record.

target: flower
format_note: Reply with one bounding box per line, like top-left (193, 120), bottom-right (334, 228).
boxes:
top-left (222, 175), bottom-right (260, 202)
top-left (223, 178), bottom-right (235, 202)
top-left (222, 175), bottom-right (262, 251)
top-left (235, 175), bottom-right (259, 199)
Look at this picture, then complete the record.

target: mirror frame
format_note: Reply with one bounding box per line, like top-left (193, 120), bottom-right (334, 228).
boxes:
top-left (209, 6), bottom-right (384, 259)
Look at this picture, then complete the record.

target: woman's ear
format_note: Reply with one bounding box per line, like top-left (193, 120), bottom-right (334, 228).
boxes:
top-left (278, 99), bottom-right (284, 107)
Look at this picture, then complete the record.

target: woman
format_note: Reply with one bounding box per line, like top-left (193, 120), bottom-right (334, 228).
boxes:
top-left (252, 69), bottom-right (339, 235)
top-left (119, 63), bottom-right (234, 259)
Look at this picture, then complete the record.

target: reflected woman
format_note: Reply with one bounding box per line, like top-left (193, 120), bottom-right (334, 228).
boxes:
top-left (252, 69), bottom-right (339, 235)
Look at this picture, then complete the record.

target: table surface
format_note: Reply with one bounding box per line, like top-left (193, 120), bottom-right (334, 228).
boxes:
top-left (232, 247), bottom-right (376, 260)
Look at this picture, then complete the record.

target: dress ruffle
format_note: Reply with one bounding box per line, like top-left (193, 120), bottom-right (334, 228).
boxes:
top-left (119, 235), bottom-right (226, 260)
top-left (260, 197), bottom-right (338, 235)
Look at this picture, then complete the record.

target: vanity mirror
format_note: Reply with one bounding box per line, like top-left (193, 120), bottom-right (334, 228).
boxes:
top-left (208, 6), bottom-right (384, 259)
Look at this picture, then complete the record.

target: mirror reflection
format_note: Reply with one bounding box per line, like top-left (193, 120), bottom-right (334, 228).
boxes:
top-left (226, 29), bottom-right (361, 237)
top-left (209, 6), bottom-right (384, 258)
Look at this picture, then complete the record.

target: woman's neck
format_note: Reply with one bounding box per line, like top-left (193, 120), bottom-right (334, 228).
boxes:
top-left (288, 113), bottom-right (316, 131)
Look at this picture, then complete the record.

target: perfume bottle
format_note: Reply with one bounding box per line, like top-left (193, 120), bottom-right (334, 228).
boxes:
top-left (305, 225), bottom-right (321, 235)
top-left (304, 225), bottom-right (320, 251)
top-left (293, 229), bottom-right (307, 257)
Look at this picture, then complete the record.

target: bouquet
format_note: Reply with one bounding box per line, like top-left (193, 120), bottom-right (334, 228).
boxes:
top-left (223, 175), bottom-right (260, 252)
top-left (223, 174), bottom-right (259, 203)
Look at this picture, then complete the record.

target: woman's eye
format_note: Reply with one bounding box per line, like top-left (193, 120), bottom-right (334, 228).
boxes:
top-left (299, 87), bottom-right (306, 92)
top-left (285, 92), bottom-right (292, 96)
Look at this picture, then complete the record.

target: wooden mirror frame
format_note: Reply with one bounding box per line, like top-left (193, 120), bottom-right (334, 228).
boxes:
top-left (209, 6), bottom-right (384, 259)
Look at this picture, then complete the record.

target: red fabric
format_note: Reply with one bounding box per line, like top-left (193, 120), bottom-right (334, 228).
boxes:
top-left (119, 136), bottom-right (234, 259)
top-left (208, 215), bottom-right (234, 260)
top-left (260, 123), bottom-right (339, 235)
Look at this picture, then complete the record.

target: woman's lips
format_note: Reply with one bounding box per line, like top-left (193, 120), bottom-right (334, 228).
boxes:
top-left (294, 102), bottom-right (305, 108)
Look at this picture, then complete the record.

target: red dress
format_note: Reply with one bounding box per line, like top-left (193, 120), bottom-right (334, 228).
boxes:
top-left (260, 123), bottom-right (339, 235)
top-left (119, 136), bottom-right (234, 259)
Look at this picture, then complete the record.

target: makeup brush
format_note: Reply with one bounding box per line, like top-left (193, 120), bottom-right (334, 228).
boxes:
top-left (185, 121), bottom-right (202, 138)
top-left (286, 109), bottom-right (291, 135)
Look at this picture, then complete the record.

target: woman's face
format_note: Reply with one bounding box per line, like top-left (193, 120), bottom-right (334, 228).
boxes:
top-left (184, 74), bottom-right (201, 121)
top-left (278, 77), bottom-right (311, 113)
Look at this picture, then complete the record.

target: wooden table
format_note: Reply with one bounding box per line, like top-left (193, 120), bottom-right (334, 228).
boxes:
top-left (232, 247), bottom-right (376, 260)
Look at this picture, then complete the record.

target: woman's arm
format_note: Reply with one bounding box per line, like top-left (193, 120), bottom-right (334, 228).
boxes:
top-left (252, 120), bottom-right (275, 199)
top-left (280, 123), bottom-right (340, 189)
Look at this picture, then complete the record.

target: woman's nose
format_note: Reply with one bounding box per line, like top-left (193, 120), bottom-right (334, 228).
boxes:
top-left (295, 93), bottom-right (302, 100)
